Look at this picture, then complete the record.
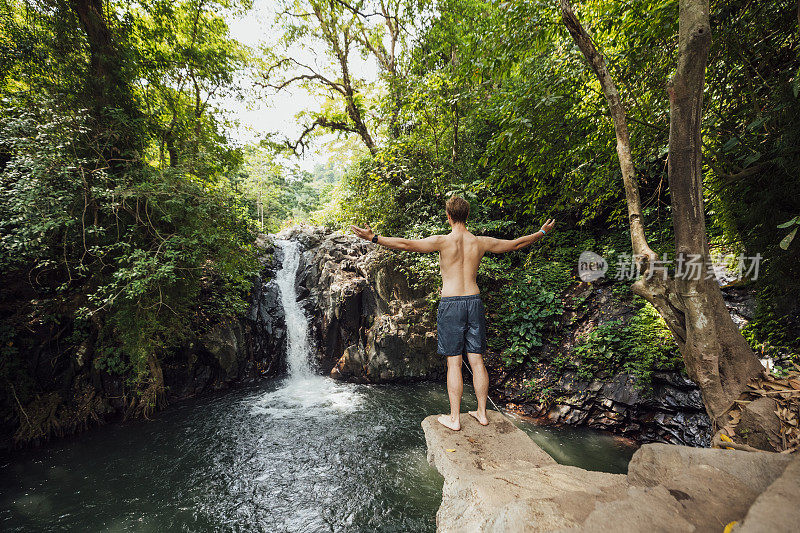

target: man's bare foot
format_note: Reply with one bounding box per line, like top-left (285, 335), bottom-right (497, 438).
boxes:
top-left (468, 411), bottom-right (489, 426)
top-left (437, 414), bottom-right (461, 431)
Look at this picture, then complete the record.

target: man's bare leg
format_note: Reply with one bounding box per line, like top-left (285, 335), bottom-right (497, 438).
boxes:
top-left (437, 355), bottom-right (463, 431)
top-left (466, 352), bottom-right (489, 425)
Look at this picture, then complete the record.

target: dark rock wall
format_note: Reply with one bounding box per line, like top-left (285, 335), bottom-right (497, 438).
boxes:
top-left (494, 280), bottom-right (759, 448)
top-left (505, 370), bottom-right (712, 447)
top-left (162, 237), bottom-right (285, 400)
top-left (277, 225), bottom-right (442, 382)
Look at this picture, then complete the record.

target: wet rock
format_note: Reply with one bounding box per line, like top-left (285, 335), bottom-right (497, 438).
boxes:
top-left (167, 234), bottom-right (287, 399)
top-left (514, 369), bottom-right (712, 447)
top-left (601, 373), bottom-right (640, 406)
top-left (283, 226), bottom-right (442, 383)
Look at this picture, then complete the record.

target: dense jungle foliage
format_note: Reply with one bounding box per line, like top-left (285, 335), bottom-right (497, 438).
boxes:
top-left (1, 0), bottom-right (799, 444)
top-left (0, 0), bottom-right (263, 439)
top-left (303, 0), bottom-right (800, 377)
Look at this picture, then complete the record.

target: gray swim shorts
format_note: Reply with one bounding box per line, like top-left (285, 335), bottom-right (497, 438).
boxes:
top-left (437, 294), bottom-right (487, 356)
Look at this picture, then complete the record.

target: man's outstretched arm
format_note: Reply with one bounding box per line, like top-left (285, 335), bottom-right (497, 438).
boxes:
top-left (351, 223), bottom-right (444, 253)
top-left (480, 218), bottom-right (556, 254)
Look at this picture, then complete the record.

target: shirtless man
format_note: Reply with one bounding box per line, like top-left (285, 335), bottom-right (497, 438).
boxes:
top-left (351, 196), bottom-right (556, 430)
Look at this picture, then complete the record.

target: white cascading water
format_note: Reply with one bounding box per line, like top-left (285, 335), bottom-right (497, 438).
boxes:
top-left (274, 239), bottom-right (313, 377)
top-left (251, 238), bottom-right (362, 417)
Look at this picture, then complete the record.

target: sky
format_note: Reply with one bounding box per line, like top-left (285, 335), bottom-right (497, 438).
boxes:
top-left (219, 0), bottom-right (380, 172)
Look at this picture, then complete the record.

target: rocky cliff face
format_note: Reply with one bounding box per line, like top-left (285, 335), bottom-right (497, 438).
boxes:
top-left (503, 370), bottom-right (712, 447)
top-left (494, 281), bottom-right (759, 448)
top-left (161, 234), bottom-right (287, 399)
top-left (274, 225), bottom-right (442, 382)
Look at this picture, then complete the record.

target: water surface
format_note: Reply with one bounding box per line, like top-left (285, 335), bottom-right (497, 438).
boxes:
top-left (0, 378), bottom-right (636, 532)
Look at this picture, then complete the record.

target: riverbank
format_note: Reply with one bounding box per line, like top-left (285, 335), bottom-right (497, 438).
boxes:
top-left (423, 411), bottom-right (799, 532)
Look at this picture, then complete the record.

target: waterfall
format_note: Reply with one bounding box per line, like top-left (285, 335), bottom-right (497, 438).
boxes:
top-left (250, 237), bottom-right (361, 419)
top-left (275, 239), bottom-right (313, 377)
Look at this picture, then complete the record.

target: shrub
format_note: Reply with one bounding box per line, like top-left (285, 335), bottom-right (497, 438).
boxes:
top-left (571, 298), bottom-right (683, 391)
top-left (488, 268), bottom-right (567, 367)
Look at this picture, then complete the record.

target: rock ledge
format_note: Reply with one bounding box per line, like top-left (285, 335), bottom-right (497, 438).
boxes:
top-left (422, 411), bottom-right (799, 532)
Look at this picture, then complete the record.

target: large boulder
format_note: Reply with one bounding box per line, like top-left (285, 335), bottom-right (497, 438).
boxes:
top-left (627, 442), bottom-right (792, 494)
top-left (423, 411), bottom-right (631, 532)
top-left (422, 412), bottom-right (798, 532)
top-left (732, 455), bottom-right (800, 532)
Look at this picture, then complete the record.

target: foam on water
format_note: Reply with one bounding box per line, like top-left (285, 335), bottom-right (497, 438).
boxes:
top-left (250, 375), bottom-right (363, 417)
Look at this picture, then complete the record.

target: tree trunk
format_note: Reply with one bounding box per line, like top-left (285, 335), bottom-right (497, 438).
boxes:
top-left (665, 0), bottom-right (764, 421)
top-left (70, 0), bottom-right (115, 107)
top-left (70, 0), bottom-right (141, 169)
top-left (560, 0), bottom-right (764, 427)
top-left (70, 0), bottom-right (134, 113)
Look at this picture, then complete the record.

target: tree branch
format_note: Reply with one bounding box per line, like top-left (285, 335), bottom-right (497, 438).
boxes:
top-left (285, 116), bottom-right (361, 155)
top-left (560, 0), bottom-right (655, 264)
top-left (260, 57), bottom-right (347, 95)
top-left (332, 0), bottom-right (396, 21)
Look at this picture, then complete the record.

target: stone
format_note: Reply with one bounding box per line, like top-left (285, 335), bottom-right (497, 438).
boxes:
top-left (330, 344), bottom-right (366, 381)
top-left (732, 455), bottom-right (800, 532)
top-left (423, 412), bottom-right (799, 533)
top-left (504, 367), bottom-right (713, 447)
top-left (423, 411), bottom-right (630, 532)
top-left (601, 373), bottom-right (641, 405)
top-left (494, 279), bottom-right (728, 447)
top-left (627, 443), bottom-right (792, 494)
top-left (201, 322), bottom-right (245, 379)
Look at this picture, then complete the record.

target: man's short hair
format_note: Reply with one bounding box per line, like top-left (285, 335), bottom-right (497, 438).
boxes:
top-left (446, 195), bottom-right (469, 224)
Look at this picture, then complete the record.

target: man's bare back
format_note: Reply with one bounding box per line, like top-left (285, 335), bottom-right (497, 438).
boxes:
top-left (351, 196), bottom-right (555, 432)
top-left (438, 228), bottom-right (482, 297)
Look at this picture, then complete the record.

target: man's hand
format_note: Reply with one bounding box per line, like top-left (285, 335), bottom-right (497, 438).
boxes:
top-left (350, 223), bottom-right (375, 241)
top-left (541, 218), bottom-right (556, 234)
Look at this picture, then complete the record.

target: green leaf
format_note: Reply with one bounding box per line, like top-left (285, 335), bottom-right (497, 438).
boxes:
top-left (742, 152), bottom-right (761, 168)
top-left (779, 227), bottom-right (797, 250)
top-left (721, 137), bottom-right (739, 152)
top-left (776, 217), bottom-right (798, 229)
top-left (793, 67), bottom-right (800, 98)
top-left (746, 116), bottom-right (768, 131)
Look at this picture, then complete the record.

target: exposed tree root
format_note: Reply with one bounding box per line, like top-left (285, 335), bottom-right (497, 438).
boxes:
top-left (13, 383), bottom-right (109, 445)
